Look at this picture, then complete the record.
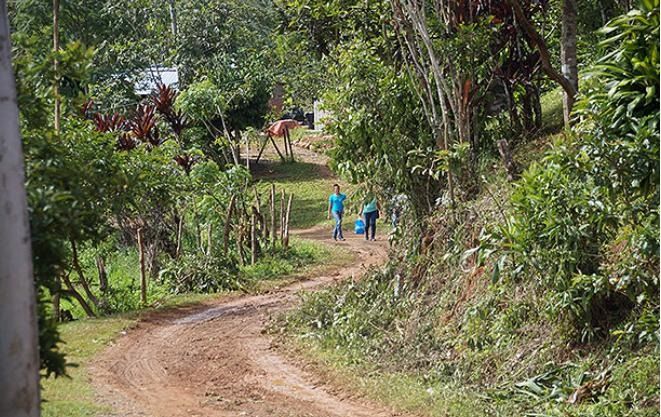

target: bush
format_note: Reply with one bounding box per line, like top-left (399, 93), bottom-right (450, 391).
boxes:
top-left (492, 0), bottom-right (659, 341)
top-left (160, 252), bottom-right (241, 294)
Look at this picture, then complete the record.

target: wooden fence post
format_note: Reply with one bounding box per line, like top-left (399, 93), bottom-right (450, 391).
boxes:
top-left (280, 189), bottom-right (286, 243)
top-left (270, 184), bottom-right (276, 245)
top-left (283, 193), bottom-right (293, 249)
top-left (250, 213), bottom-right (257, 264)
top-left (137, 227), bottom-right (147, 305)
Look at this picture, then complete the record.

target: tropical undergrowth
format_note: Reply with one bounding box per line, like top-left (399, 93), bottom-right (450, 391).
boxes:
top-left (278, 3), bottom-right (659, 416)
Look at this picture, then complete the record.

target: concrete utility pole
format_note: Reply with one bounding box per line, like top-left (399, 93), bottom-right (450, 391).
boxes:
top-left (0, 1), bottom-right (42, 416)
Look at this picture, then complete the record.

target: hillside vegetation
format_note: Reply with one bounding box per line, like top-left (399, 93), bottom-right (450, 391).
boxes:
top-left (2, 0), bottom-right (658, 416)
top-left (276, 1), bottom-right (659, 416)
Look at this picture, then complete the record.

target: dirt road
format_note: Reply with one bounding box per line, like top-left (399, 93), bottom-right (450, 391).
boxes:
top-left (91, 143), bottom-right (402, 416)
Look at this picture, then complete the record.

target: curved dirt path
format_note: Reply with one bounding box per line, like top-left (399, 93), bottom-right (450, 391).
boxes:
top-left (91, 146), bottom-right (403, 417)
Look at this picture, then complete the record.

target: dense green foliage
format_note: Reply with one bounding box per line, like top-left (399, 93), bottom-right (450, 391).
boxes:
top-left (278, 1), bottom-right (659, 416)
top-left (7, 0), bottom-right (307, 379)
top-left (5, 0), bottom-right (658, 413)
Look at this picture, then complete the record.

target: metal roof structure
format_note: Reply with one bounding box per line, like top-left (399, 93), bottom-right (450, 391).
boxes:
top-left (134, 66), bottom-right (179, 95)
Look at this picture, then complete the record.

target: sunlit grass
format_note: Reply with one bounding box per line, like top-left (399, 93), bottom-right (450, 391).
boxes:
top-left (41, 318), bottom-right (135, 417)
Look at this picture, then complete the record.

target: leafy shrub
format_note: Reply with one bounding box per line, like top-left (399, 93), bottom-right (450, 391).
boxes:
top-left (492, 0), bottom-right (659, 341)
top-left (160, 252), bottom-right (241, 294)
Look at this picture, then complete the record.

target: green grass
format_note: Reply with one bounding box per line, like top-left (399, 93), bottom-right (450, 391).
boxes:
top-left (240, 237), bottom-right (331, 281)
top-left (253, 160), bottom-right (356, 229)
top-left (540, 87), bottom-right (564, 134)
top-left (41, 318), bottom-right (135, 417)
top-left (283, 338), bottom-right (521, 417)
top-left (62, 248), bottom-right (177, 319)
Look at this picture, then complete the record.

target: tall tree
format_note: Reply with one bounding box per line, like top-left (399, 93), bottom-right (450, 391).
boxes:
top-left (0, 0), bottom-right (41, 415)
top-left (507, 0), bottom-right (577, 128)
top-left (53, 0), bottom-right (60, 133)
top-left (561, 0), bottom-right (578, 124)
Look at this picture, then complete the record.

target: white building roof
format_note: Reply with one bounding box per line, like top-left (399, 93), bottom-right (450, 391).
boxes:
top-left (134, 66), bottom-right (179, 95)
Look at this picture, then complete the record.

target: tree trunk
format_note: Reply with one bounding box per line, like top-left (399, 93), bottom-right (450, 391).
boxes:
top-left (206, 223), bottom-right (212, 256)
top-left (167, 0), bottom-right (178, 38)
top-left (0, 1), bottom-right (41, 410)
top-left (70, 239), bottom-right (100, 308)
top-left (223, 194), bottom-right (236, 254)
top-left (530, 84), bottom-right (543, 129)
top-left (175, 211), bottom-right (184, 259)
top-left (96, 256), bottom-right (108, 293)
top-left (507, 0), bottom-right (577, 130)
top-left (52, 287), bottom-right (61, 322)
top-left (61, 272), bottom-right (96, 318)
top-left (137, 228), bottom-right (147, 305)
top-left (561, 0), bottom-right (579, 125)
top-left (497, 139), bottom-right (519, 182)
top-left (250, 213), bottom-right (257, 264)
top-left (504, 81), bottom-right (521, 132)
top-left (53, 0), bottom-right (61, 134)
top-left (236, 224), bottom-right (245, 266)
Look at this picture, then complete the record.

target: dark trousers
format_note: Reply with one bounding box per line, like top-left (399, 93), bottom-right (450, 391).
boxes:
top-left (364, 210), bottom-right (378, 240)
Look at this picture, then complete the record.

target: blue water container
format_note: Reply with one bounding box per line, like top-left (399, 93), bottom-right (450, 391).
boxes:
top-left (354, 218), bottom-right (365, 234)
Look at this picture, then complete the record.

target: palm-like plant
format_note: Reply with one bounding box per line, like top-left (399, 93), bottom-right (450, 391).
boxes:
top-left (130, 104), bottom-right (164, 148)
top-left (151, 83), bottom-right (188, 139)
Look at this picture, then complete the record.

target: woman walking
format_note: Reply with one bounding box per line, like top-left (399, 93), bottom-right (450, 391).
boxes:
top-left (360, 194), bottom-right (381, 241)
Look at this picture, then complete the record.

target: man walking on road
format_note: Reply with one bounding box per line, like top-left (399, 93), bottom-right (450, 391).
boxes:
top-left (328, 184), bottom-right (346, 241)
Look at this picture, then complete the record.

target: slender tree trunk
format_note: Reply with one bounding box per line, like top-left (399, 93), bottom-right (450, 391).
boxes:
top-left (250, 213), bottom-right (257, 264)
top-left (0, 2), bottom-right (41, 411)
top-left (70, 239), bottom-right (100, 308)
top-left (53, 0), bottom-right (60, 134)
top-left (137, 228), bottom-right (147, 305)
top-left (236, 224), bottom-right (245, 266)
top-left (561, 0), bottom-right (579, 125)
top-left (206, 223), bottom-right (212, 256)
top-left (497, 139), bottom-right (519, 181)
top-left (167, 0), bottom-right (178, 38)
top-left (175, 212), bottom-right (184, 258)
top-left (96, 256), bottom-right (108, 293)
top-left (52, 288), bottom-right (61, 322)
top-left (507, 0), bottom-right (577, 130)
top-left (61, 272), bottom-right (96, 317)
top-left (531, 84), bottom-right (543, 129)
top-left (223, 194), bottom-right (236, 254)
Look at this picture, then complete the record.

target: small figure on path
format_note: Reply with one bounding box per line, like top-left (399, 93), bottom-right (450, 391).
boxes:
top-left (328, 183), bottom-right (346, 241)
top-left (359, 194), bottom-right (381, 241)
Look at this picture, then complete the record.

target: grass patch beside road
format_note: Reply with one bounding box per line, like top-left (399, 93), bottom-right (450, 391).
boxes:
top-left (254, 160), bottom-right (355, 229)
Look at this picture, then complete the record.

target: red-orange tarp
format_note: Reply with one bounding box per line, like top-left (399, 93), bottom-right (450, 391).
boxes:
top-left (266, 119), bottom-right (299, 137)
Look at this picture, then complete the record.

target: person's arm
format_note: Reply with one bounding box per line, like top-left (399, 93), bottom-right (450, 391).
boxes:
top-left (327, 198), bottom-right (332, 219)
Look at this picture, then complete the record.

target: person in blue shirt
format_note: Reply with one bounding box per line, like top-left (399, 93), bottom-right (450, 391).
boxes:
top-left (359, 194), bottom-right (381, 241)
top-left (327, 183), bottom-right (346, 241)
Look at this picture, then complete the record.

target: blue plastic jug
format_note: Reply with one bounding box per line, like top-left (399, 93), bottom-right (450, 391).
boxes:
top-left (354, 218), bottom-right (365, 234)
